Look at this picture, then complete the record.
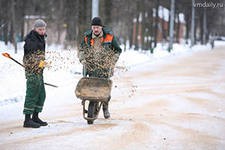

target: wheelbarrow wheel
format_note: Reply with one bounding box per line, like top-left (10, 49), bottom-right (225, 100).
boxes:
top-left (87, 120), bottom-right (93, 124)
top-left (87, 101), bottom-right (98, 124)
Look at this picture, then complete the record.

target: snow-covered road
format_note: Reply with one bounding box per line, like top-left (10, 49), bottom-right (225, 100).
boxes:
top-left (1, 46), bottom-right (225, 150)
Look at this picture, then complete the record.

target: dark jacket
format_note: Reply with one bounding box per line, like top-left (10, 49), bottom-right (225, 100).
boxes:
top-left (23, 30), bottom-right (46, 74)
top-left (79, 27), bottom-right (122, 78)
top-left (80, 27), bottom-right (122, 54)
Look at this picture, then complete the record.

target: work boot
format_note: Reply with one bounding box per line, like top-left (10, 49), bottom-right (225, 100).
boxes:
top-left (32, 112), bottom-right (48, 126)
top-left (23, 114), bottom-right (40, 128)
top-left (103, 102), bottom-right (110, 119)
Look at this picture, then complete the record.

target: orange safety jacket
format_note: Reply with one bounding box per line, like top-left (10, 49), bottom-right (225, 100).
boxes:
top-left (84, 34), bottom-right (114, 46)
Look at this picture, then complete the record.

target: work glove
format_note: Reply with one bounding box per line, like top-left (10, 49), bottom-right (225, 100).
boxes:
top-left (38, 60), bottom-right (47, 68)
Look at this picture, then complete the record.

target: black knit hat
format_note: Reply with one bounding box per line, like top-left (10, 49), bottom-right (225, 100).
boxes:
top-left (91, 17), bottom-right (103, 26)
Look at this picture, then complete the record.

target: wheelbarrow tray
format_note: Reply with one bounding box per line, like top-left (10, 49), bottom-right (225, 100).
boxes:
top-left (75, 77), bottom-right (112, 102)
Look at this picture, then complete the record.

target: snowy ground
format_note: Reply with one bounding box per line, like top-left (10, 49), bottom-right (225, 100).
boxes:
top-left (0, 41), bottom-right (225, 149)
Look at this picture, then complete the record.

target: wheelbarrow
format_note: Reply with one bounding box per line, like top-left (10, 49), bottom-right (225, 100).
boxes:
top-left (75, 77), bottom-right (112, 124)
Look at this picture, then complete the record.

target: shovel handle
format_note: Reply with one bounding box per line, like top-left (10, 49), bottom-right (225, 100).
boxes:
top-left (2, 52), bottom-right (58, 88)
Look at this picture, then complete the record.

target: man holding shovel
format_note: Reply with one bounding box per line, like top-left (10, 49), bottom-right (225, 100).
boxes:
top-left (22, 19), bottom-right (48, 128)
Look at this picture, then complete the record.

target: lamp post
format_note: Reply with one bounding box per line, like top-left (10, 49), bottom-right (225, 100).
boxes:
top-left (92, 0), bottom-right (99, 18)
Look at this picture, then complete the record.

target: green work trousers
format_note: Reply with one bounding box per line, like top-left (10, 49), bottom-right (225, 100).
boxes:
top-left (23, 73), bottom-right (46, 114)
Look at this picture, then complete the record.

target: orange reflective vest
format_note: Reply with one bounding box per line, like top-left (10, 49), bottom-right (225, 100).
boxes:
top-left (84, 34), bottom-right (113, 46)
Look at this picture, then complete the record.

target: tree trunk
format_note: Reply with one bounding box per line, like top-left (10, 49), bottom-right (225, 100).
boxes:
top-left (168, 0), bottom-right (175, 52)
top-left (137, 13), bottom-right (142, 50)
top-left (176, 13), bottom-right (180, 43)
top-left (185, 11), bottom-right (190, 44)
top-left (150, 8), bottom-right (154, 53)
top-left (203, 7), bottom-right (207, 45)
top-left (134, 15), bottom-right (139, 50)
top-left (154, 0), bottom-right (159, 48)
top-left (11, 0), bottom-right (17, 53)
top-left (132, 18), bottom-right (137, 48)
top-left (191, 0), bottom-right (195, 47)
